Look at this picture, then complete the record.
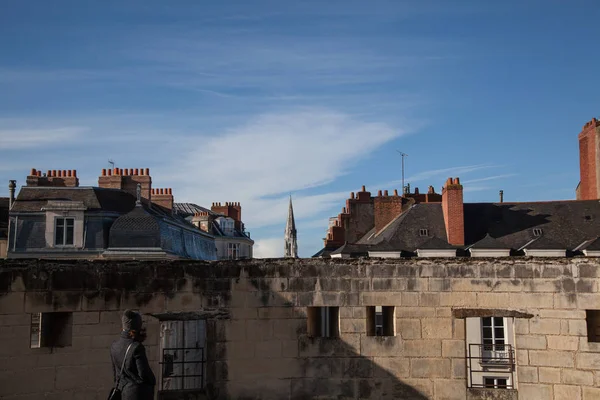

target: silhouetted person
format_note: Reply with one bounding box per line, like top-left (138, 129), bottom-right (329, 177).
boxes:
top-left (110, 309), bottom-right (156, 400)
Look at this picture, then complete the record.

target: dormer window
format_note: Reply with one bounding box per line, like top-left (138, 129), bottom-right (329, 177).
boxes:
top-left (533, 228), bottom-right (543, 237)
top-left (55, 218), bottom-right (74, 246)
top-left (419, 229), bottom-right (429, 237)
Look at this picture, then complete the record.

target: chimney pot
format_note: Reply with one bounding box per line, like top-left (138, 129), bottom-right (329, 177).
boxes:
top-left (67, 170), bottom-right (72, 177)
top-left (499, 190), bottom-right (504, 203)
top-left (394, 189), bottom-right (398, 196)
top-left (144, 168), bottom-right (150, 175)
top-left (361, 185), bottom-right (366, 192)
top-left (168, 188), bottom-right (172, 195)
top-left (133, 168), bottom-right (138, 175)
top-left (37, 170), bottom-right (41, 176)
top-left (30, 168), bottom-right (36, 176)
top-left (47, 170), bottom-right (51, 177)
top-left (119, 169), bottom-right (124, 175)
top-left (377, 190), bottom-right (382, 197)
top-left (113, 167), bottom-right (118, 175)
top-left (62, 170), bottom-right (67, 177)
top-left (415, 187), bottom-right (419, 195)
top-left (384, 190), bottom-right (389, 196)
top-left (102, 169), bottom-right (106, 176)
top-left (350, 192), bottom-right (355, 199)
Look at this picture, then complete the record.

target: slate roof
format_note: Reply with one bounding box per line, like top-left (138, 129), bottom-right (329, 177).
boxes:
top-left (11, 187), bottom-right (136, 213)
top-left (330, 242), bottom-right (370, 257)
top-left (577, 237), bottom-right (600, 251)
top-left (468, 234), bottom-right (511, 249)
top-left (0, 197), bottom-right (9, 239)
top-left (522, 236), bottom-right (566, 250)
top-left (174, 202), bottom-right (251, 240)
top-left (109, 205), bottom-right (161, 248)
top-left (357, 203), bottom-right (448, 252)
top-left (463, 200), bottom-right (600, 251)
top-left (324, 198), bottom-right (600, 257)
top-left (416, 236), bottom-right (455, 250)
top-left (174, 202), bottom-right (215, 216)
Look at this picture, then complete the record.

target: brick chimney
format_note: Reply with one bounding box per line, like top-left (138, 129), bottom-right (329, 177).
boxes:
top-left (151, 188), bottom-right (173, 210)
top-left (211, 202), bottom-right (242, 230)
top-left (373, 188), bottom-right (403, 233)
top-left (441, 177), bottom-right (464, 246)
top-left (98, 168), bottom-right (152, 203)
top-left (192, 211), bottom-right (214, 233)
top-left (26, 168), bottom-right (79, 187)
top-left (577, 118), bottom-right (600, 200)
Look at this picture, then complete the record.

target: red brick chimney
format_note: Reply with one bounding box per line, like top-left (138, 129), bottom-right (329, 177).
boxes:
top-left (98, 168), bottom-right (152, 203)
top-left (26, 168), bottom-right (79, 187)
top-left (373, 188), bottom-right (403, 233)
top-left (442, 177), bottom-right (464, 246)
top-left (577, 118), bottom-right (600, 200)
top-left (211, 202), bottom-right (242, 230)
top-left (151, 188), bottom-right (173, 210)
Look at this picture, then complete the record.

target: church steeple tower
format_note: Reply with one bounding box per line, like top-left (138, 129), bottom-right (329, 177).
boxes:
top-left (284, 196), bottom-right (298, 258)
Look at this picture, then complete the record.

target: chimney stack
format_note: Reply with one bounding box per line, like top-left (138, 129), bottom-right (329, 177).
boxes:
top-left (577, 117), bottom-right (600, 200)
top-left (26, 168), bottom-right (79, 187)
top-left (8, 180), bottom-right (16, 208)
top-left (98, 168), bottom-right (152, 203)
top-left (211, 202), bottom-right (243, 230)
top-left (442, 177), bottom-right (464, 245)
top-left (151, 188), bottom-right (174, 211)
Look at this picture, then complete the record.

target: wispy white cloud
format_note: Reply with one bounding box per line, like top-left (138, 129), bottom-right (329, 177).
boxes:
top-left (463, 174), bottom-right (516, 184)
top-left (0, 127), bottom-right (88, 150)
top-left (169, 109), bottom-right (405, 228)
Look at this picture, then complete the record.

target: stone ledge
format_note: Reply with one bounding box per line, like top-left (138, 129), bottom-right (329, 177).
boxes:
top-left (452, 308), bottom-right (534, 319)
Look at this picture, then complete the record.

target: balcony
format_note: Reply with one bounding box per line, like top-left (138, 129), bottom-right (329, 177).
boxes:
top-left (466, 343), bottom-right (515, 389)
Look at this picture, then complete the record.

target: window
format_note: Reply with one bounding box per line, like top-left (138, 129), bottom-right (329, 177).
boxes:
top-left (533, 228), bottom-right (543, 237)
top-left (55, 217), bottom-right (74, 246)
top-left (30, 312), bottom-right (73, 348)
top-left (307, 307), bottom-right (339, 338)
top-left (366, 306), bottom-right (395, 336)
top-left (586, 310), bottom-right (600, 342)
top-left (484, 377), bottom-right (508, 389)
top-left (465, 316), bottom-right (515, 389)
top-left (160, 320), bottom-right (206, 391)
top-left (227, 243), bottom-right (240, 260)
top-left (419, 229), bottom-right (429, 237)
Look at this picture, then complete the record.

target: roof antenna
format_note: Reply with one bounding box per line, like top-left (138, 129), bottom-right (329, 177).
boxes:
top-left (108, 158), bottom-right (115, 169)
top-left (396, 150), bottom-right (408, 194)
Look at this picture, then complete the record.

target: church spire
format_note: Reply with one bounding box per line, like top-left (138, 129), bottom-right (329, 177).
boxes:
top-left (284, 195), bottom-right (298, 258)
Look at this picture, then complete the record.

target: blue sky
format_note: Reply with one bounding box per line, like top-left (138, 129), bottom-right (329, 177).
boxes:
top-left (1, 1), bottom-right (599, 257)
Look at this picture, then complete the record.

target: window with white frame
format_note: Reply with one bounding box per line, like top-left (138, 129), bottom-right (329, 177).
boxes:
top-left (55, 217), bottom-right (74, 246)
top-left (465, 316), bottom-right (515, 389)
top-left (484, 377), bottom-right (508, 389)
top-left (160, 320), bottom-right (206, 392)
top-left (227, 243), bottom-right (240, 260)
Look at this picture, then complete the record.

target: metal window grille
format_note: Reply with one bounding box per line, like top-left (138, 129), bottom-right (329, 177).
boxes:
top-left (466, 343), bottom-right (515, 389)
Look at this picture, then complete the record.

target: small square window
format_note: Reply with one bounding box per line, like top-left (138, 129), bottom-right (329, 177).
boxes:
top-left (484, 377), bottom-right (508, 389)
top-left (533, 228), bottom-right (543, 237)
top-left (55, 217), bottom-right (75, 246)
top-left (366, 306), bottom-right (395, 336)
top-left (307, 307), bottom-right (339, 338)
top-left (586, 310), bottom-right (600, 342)
top-left (419, 229), bottom-right (429, 237)
top-left (30, 312), bottom-right (73, 348)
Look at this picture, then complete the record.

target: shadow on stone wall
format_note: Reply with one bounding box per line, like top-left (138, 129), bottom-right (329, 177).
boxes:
top-left (0, 259), bottom-right (433, 399)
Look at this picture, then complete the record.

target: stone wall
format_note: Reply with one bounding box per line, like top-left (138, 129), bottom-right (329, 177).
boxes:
top-left (1, 258), bottom-right (600, 399)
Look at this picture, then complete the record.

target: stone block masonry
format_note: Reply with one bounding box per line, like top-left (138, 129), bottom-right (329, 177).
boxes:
top-left (1, 258), bottom-right (600, 399)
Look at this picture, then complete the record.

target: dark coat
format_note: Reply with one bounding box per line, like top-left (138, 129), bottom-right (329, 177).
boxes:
top-left (110, 331), bottom-right (156, 400)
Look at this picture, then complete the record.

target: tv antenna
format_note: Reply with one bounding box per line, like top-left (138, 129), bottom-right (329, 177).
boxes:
top-left (396, 150), bottom-right (408, 193)
top-left (108, 159), bottom-right (115, 169)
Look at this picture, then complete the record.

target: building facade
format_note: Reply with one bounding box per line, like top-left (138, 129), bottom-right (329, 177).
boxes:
top-left (7, 168), bottom-right (217, 260)
top-left (176, 202), bottom-right (254, 260)
top-left (1, 258), bottom-right (600, 399)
